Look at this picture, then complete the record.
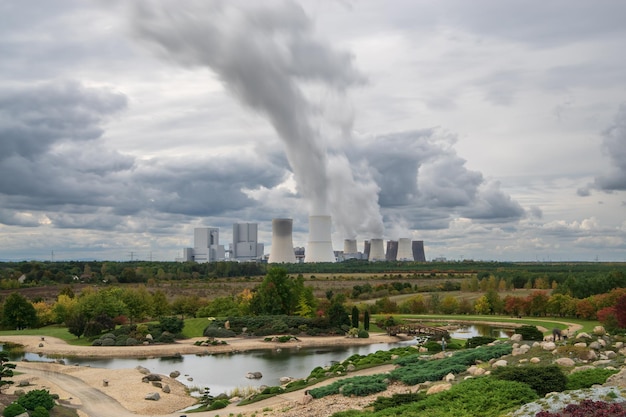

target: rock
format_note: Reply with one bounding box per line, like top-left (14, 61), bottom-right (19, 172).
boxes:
top-left (598, 339), bottom-right (607, 348)
top-left (279, 377), bottom-right (292, 384)
top-left (510, 334), bottom-right (523, 342)
top-left (14, 413), bottom-right (28, 417)
top-left (346, 364), bottom-right (356, 372)
top-left (169, 371), bottom-right (180, 378)
top-left (245, 372), bottom-right (263, 379)
top-left (593, 359), bottom-right (612, 366)
top-left (570, 365), bottom-right (595, 374)
top-left (532, 342), bottom-right (541, 348)
top-left (102, 379), bottom-right (109, 387)
top-left (606, 351), bottom-right (617, 359)
top-left (444, 373), bottom-right (455, 382)
top-left (615, 342), bottom-right (624, 349)
top-left (512, 345), bottom-right (531, 356)
top-left (589, 341), bottom-right (601, 350)
top-left (583, 350), bottom-right (598, 361)
top-left (142, 374), bottom-right (162, 383)
top-left (604, 368), bottom-right (626, 387)
top-left (145, 334), bottom-right (153, 341)
top-left (38, 343), bottom-right (44, 348)
top-left (151, 381), bottom-right (162, 388)
top-left (17, 380), bottom-right (29, 387)
top-left (530, 357), bottom-right (541, 364)
top-left (162, 385), bottom-right (170, 394)
top-left (492, 360), bottom-right (508, 368)
top-left (145, 392), bottom-right (160, 401)
top-left (55, 359), bottom-right (65, 365)
top-left (14, 389), bottom-right (25, 396)
top-left (542, 342), bottom-right (556, 351)
top-left (136, 366), bottom-right (151, 375)
top-left (576, 332), bottom-right (591, 339)
top-left (574, 342), bottom-right (587, 348)
top-left (426, 383), bottom-right (452, 395)
top-left (467, 365), bottom-right (486, 376)
top-left (555, 358), bottom-right (575, 367)
top-left (593, 326), bottom-right (606, 336)
top-left (519, 359), bottom-right (528, 364)
top-left (418, 346), bottom-right (428, 353)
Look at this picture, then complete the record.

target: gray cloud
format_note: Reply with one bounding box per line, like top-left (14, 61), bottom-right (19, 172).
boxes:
top-left (594, 104), bottom-right (626, 191)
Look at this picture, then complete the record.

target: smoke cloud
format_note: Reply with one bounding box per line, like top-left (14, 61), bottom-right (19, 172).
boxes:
top-left (130, 0), bottom-right (368, 221)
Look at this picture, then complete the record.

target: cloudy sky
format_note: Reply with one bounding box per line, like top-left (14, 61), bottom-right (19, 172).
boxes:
top-left (1, 0), bottom-right (625, 262)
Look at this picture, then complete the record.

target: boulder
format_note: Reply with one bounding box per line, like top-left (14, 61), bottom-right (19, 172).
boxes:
top-left (169, 371), bottom-right (180, 378)
top-left (142, 374), bottom-right (162, 383)
top-left (346, 364), bottom-right (356, 372)
top-left (246, 372), bottom-right (263, 379)
top-left (605, 368), bottom-right (626, 387)
top-left (492, 360), bottom-right (508, 368)
top-left (576, 332), bottom-right (591, 339)
top-left (444, 373), bottom-right (455, 382)
top-left (589, 341), bottom-right (601, 350)
top-left (145, 392), bottom-right (160, 401)
top-left (512, 345), bottom-right (531, 356)
top-left (510, 334), bottom-right (523, 343)
top-left (530, 357), bottom-right (541, 364)
top-left (555, 358), bottom-right (575, 367)
top-left (606, 351), bottom-right (617, 359)
top-left (569, 365), bottom-right (595, 374)
top-left (426, 383), bottom-right (452, 395)
top-left (582, 350), bottom-right (598, 361)
top-left (162, 385), bottom-right (171, 394)
top-left (615, 342), bottom-right (624, 349)
top-left (13, 389), bottom-right (25, 396)
top-left (467, 365), bottom-right (486, 376)
top-left (17, 380), bottom-right (29, 387)
top-left (542, 342), bottom-right (556, 351)
top-left (574, 342), bottom-right (587, 348)
top-left (593, 326), bottom-right (606, 336)
top-left (151, 381), bottom-right (162, 388)
top-left (279, 377), bottom-right (292, 384)
top-left (136, 366), bottom-right (151, 375)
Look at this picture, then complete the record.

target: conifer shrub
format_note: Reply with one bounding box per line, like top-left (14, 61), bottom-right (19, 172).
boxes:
top-left (371, 392), bottom-right (425, 411)
top-left (514, 325), bottom-right (544, 341)
top-left (17, 389), bottom-right (55, 411)
top-left (566, 368), bottom-right (619, 390)
top-left (491, 364), bottom-right (567, 396)
top-left (465, 336), bottom-right (496, 349)
top-left (3, 403), bottom-right (26, 417)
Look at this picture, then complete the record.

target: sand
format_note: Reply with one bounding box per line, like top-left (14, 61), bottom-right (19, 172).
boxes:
top-left (0, 333), bottom-right (400, 417)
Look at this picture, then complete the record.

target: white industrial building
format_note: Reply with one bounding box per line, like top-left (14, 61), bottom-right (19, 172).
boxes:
top-left (179, 227), bottom-right (225, 263)
top-left (231, 223), bottom-right (264, 261)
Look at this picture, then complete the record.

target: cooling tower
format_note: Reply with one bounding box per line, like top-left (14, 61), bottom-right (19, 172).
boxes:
top-left (397, 238), bottom-right (414, 261)
top-left (412, 240), bottom-right (426, 262)
top-left (368, 238), bottom-right (385, 261)
top-left (386, 240), bottom-right (398, 261)
top-left (363, 240), bottom-right (371, 259)
top-left (305, 215), bottom-right (336, 262)
top-left (268, 218), bottom-right (297, 263)
top-left (343, 239), bottom-right (358, 254)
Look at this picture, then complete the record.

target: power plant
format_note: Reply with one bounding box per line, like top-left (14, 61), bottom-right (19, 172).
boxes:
top-left (305, 215), bottom-right (336, 263)
top-left (268, 218), bottom-right (298, 263)
top-left (178, 218), bottom-right (427, 263)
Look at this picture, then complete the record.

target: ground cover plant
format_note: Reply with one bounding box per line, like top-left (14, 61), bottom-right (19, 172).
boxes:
top-left (535, 399), bottom-right (626, 417)
top-left (491, 364), bottom-right (567, 396)
top-left (566, 368), bottom-right (620, 390)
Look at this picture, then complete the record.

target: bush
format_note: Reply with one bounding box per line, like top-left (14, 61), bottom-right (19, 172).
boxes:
top-left (3, 403), bottom-right (26, 417)
top-left (566, 368), bottom-right (619, 390)
top-left (203, 327), bottom-right (236, 338)
top-left (371, 392), bottom-right (425, 411)
top-left (492, 364), bottom-right (567, 396)
top-left (17, 389), bottom-right (55, 411)
top-left (207, 399), bottom-right (229, 410)
top-left (157, 332), bottom-right (175, 343)
top-left (100, 338), bottom-right (115, 346)
top-left (159, 316), bottom-right (184, 334)
top-left (91, 339), bottom-right (102, 346)
top-left (357, 329), bottom-right (369, 338)
top-left (125, 337), bottom-right (138, 346)
top-left (30, 406), bottom-right (49, 417)
top-left (465, 336), bottom-right (496, 349)
top-left (515, 325), bottom-right (544, 341)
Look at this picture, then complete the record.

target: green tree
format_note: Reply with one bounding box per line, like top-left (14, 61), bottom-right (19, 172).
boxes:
top-left (151, 289), bottom-right (171, 318)
top-left (351, 306), bottom-right (359, 328)
top-left (328, 301), bottom-right (350, 329)
top-left (2, 292), bottom-right (37, 330)
top-left (121, 286), bottom-right (153, 324)
top-left (474, 295), bottom-right (491, 315)
top-left (250, 267), bottom-right (297, 315)
top-left (65, 311), bottom-right (87, 339)
top-left (363, 310), bottom-right (370, 331)
top-left (0, 351), bottom-right (16, 392)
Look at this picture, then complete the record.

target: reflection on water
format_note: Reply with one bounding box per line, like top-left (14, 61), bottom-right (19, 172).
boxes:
top-left (448, 323), bottom-right (514, 339)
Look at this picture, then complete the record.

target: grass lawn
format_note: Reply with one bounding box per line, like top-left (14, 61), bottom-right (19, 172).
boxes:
top-left (0, 326), bottom-right (93, 346)
top-left (382, 314), bottom-right (600, 334)
top-left (183, 317), bottom-right (212, 338)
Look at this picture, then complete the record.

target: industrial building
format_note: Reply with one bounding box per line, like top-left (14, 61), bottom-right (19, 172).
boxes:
top-left (231, 223), bottom-right (264, 261)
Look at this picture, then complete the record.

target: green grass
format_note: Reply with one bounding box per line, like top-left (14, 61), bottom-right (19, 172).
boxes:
top-left (383, 314), bottom-right (600, 335)
top-left (0, 326), bottom-right (92, 346)
top-left (182, 317), bottom-right (212, 338)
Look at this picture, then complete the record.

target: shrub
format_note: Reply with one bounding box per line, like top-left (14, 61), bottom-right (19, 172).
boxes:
top-left (157, 332), bottom-right (175, 343)
top-left (17, 389), bottom-right (55, 411)
top-left (514, 325), bottom-right (544, 341)
top-left (100, 338), bottom-right (115, 346)
top-left (371, 392), bottom-right (425, 411)
top-left (536, 399), bottom-right (626, 417)
top-left (91, 339), bottom-right (102, 346)
top-left (203, 327), bottom-right (236, 338)
top-left (30, 406), bottom-right (49, 417)
top-left (3, 403), bottom-right (26, 417)
top-left (125, 337), bottom-right (138, 346)
top-left (159, 316), bottom-right (184, 334)
top-left (465, 336), bottom-right (496, 349)
top-left (357, 329), bottom-right (369, 338)
top-left (491, 364), bottom-right (567, 396)
top-left (566, 368), bottom-right (619, 390)
top-left (207, 399), bottom-right (229, 410)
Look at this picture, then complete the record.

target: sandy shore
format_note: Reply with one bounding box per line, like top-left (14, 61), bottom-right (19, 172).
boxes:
top-left (0, 333), bottom-right (400, 417)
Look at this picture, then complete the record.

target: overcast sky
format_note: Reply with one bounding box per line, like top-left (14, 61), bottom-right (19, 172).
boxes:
top-left (1, 0), bottom-right (625, 262)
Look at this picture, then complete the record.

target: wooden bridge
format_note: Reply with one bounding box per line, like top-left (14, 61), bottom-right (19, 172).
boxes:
top-left (386, 324), bottom-right (448, 338)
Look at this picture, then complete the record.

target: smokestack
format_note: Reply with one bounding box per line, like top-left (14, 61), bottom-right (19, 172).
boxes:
top-left (397, 238), bottom-right (413, 261)
top-left (305, 215), bottom-right (335, 262)
top-left (386, 240), bottom-right (398, 261)
top-left (368, 238), bottom-right (385, 262)
top-left (343, 239), bottom-right (357, 254)
top-left (268, 218), bottom-right (297, 263)
top-left (412, 240), bottom-right (426, 262)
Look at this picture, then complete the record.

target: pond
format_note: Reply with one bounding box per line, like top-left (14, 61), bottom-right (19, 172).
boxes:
top-left (447, 323), bottom-right (515, 339)
top-left (8, 324), bottom-right (512, 395)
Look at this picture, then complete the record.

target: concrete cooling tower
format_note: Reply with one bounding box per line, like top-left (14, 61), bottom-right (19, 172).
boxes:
top-left (412, 240), bottom-right (426, 262)
top-left (343, 239), bottom-right (358, 254)
top-left (368, 238), bottom-right (385, 261)
top-left (397, 238), bottom-right (414, 261)
top-left (363, 240), bottom-right (371, 259)
top-left (268, 218), bottom-right (297, 263)
top-left (386, 240), bottom-right (398, 261)
top-left (305, 215), bottom-right (336, 262)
